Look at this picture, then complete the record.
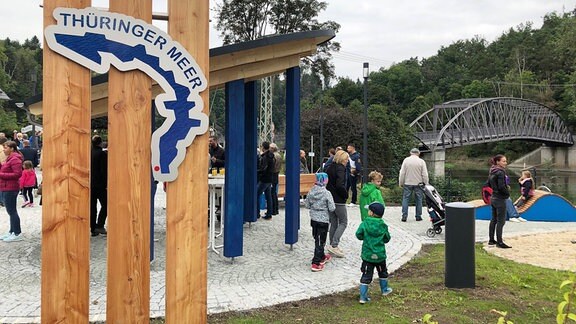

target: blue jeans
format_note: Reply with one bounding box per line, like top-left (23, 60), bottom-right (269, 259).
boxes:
top-left (505, 198), bottom-right (519, 220)
top-left (3, 191), bottom-right (21, 235)
top-left (256, 182), bottom-right (273, 218)
top-left (401, 185), bottom-right (423, 219)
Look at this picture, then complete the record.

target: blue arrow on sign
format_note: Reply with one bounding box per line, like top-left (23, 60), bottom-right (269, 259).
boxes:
top-left (45, 7), bottom-right (209, 182)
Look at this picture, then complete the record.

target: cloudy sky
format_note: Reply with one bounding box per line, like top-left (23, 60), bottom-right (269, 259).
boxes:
top-left (2, 0), bottom-right (576, 81)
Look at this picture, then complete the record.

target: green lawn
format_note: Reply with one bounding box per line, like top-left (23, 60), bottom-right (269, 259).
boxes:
top-left (197, 244), bottom-right (573, 324)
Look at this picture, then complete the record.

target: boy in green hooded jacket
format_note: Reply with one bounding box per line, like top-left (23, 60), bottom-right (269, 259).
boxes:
top-left (355, 202), bottom-right (392, 303)
top-left (359, 171), bottom-right (385, 221)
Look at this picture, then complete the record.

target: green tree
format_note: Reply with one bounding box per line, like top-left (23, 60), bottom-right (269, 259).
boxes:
top-left (214, 0), bottom-right (341, 83)
top-left (461, 80), bottom-right (493, 98)
top-left (0, 107), bottom-right (19, 134)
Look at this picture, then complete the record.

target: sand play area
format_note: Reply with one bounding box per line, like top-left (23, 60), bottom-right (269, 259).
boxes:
top-left (485, 231), bottom-right (576, 271)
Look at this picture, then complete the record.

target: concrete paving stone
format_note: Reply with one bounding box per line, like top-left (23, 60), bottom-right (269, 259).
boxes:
top-left (1, 180), bottom-right (576, 322)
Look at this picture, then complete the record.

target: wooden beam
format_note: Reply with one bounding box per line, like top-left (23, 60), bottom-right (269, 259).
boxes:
top-left (210, 39), bottom-right (315, 72)
top-left (166, 0), bottom-right (209, 322)
top-left (41, 1), bottom-right (91, 323)
top-left (106, 0), bottom-right (152, 322)
top-left (210, 54), bottom-right (304, 89)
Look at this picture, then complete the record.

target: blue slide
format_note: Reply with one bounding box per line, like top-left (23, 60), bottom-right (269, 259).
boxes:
top-left (475, 190), bottom-right (576, 222)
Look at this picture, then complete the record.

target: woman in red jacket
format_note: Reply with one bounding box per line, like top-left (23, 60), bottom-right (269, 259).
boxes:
top-left (0, 141), bottom-right (24, 242)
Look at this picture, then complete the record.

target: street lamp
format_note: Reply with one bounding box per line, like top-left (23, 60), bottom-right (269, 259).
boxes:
top-left (319, 81), bottom-right (324, 169)
top-left (362, 62), bottom-right (369, 182)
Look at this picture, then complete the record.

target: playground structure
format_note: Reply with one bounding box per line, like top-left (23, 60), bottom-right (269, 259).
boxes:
top-left (470, 190), bottom-right (576, 222)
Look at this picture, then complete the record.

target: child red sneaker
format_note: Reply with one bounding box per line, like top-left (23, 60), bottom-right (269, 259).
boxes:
top-left (311, 263), bottom-right (324, 272)
top-left (320, 254), bottom-right (332, 265)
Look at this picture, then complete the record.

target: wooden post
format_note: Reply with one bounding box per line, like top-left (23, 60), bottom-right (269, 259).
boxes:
top-left (166, 0), bottom-right (210, 322)
top-left (41, 1), bottom-right (91, 322)
top-left (106, 0), bottom-right (152, 322)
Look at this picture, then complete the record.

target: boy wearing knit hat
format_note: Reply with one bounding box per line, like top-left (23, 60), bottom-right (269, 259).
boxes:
top-left (305, 172), bottom-right (336, 272)
top-left (355, 202), bottom-right (392, 303)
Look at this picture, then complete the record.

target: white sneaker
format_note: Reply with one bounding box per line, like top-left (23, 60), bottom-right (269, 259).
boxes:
top-left (518, 217), bottom-right (528, 222)
top-left (0, 232), bottom-right (12, 240)
top-left (327, 246), bottom-right (345, 258)
top-left (347, 203), bottom-right (356, 207)
top-left (508, 218), bottom-right (521, 223)
top-left (3, 233), bottom-right (23, 242)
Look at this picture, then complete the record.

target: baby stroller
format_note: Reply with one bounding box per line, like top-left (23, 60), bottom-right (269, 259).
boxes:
top-left (419, 183), bottom-right (446, 237)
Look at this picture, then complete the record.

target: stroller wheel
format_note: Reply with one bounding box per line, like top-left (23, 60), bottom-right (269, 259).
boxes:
top-left (426, 228), bottom-right (436, 238)
top-left (435, 227), bottom-right (443, 234)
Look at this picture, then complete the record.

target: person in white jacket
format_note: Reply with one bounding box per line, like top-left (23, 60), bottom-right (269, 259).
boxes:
top-left (398, 148), bottom-right (429, 222)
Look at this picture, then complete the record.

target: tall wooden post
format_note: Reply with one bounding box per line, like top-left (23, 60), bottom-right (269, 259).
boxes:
top-left (166, 0), bottom-right (210, 322)
top-left (106, 1), bottom-right (152, 322)
top-left (41, 0), bottom-right (92, 322)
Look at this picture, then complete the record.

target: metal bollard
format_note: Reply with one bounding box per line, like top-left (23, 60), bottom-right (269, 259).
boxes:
top-left (444, 202), bottom-right (475, 288)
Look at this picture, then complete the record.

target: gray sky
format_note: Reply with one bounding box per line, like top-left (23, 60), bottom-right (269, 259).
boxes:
top-left (2, 0), bottom-right (576, 82)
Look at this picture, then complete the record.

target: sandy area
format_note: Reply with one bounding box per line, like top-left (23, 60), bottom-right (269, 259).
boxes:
top-left (485, 231), bottom-right (576, 271)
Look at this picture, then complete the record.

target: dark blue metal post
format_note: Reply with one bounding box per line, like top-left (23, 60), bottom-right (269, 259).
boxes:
top-left (244, 81), bottom-right (258, 223)
top-left (285, 66), bottom-right (301, 245)
top-left (224, 79), bottom-right (246, 257)
top-left (150, 101), bottom-right (156, 262)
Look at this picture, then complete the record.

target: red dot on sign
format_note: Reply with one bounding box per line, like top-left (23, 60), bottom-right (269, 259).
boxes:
top-left (154, 166), bottom-right (160, 171)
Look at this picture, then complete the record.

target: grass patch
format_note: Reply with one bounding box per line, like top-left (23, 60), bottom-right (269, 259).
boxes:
top-left (195, 244), bottom-right (571, 323)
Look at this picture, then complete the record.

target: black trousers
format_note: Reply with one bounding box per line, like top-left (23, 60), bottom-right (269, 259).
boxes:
top-left (489, 197), bottom-right (507, 243)
top-left (23, 187), bottom-right (34, 204)
top-left (346, 175), bottom-right (358, 204)
top-left (91, 187), bottom-right (108, 232)
top-left (271, 183), bottom-right (279, 215)
top-left (360, 260), bottom-right (389, 284)
top-left (311, 220), bottom-right (329, 265)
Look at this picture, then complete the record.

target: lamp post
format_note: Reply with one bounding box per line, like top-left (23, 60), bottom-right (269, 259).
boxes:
top-left (319, 82), bottom-right (324, 169)
top-left (362, 62), bottom-right (369, 183)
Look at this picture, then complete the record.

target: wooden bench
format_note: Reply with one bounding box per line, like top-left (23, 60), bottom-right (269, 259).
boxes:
top-left (278, 174), bottom-right (316, 198)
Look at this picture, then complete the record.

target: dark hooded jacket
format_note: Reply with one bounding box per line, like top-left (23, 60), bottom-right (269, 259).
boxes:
top-left (488, 166), bottom-right (509, 200)
top-left (326, 163), bottom-right (348, 203)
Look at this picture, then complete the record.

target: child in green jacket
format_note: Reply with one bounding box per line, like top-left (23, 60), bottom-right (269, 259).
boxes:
top-left (359, 171), bottom-right (385, 221)
top-left (355, 202), bottom-right (392, 303)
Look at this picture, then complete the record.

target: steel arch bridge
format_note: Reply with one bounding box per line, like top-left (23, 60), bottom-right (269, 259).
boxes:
top-left (410, 97), bottom-right (574, 152)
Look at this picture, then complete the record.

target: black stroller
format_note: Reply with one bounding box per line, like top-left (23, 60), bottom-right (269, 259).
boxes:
top-left (419, 183), bottom-right (446, 237)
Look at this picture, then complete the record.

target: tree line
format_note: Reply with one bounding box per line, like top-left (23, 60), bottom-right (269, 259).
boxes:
top-left (2, 5), bottom-right (576, 180)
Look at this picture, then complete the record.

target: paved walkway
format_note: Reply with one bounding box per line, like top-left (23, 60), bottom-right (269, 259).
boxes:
top-left (1, 188), bottom-right (576, 323)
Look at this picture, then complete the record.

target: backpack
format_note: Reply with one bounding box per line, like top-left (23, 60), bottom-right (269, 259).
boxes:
top-left (481, 181), bottom-right (492, 204)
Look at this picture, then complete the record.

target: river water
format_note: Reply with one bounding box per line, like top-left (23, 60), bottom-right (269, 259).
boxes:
top-left (449, 167), bottom-right (576, 203)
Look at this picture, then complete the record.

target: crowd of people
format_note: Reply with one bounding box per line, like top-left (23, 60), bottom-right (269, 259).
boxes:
top-left (0, 131), bottom-right (41, 242)
top-left (301, 145), bottom-right (531, 304)
top-left (2, 127), bottom-right (530, 303)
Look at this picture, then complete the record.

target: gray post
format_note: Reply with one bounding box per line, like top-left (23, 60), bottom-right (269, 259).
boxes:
top-left (445, 202), bottom-right (475, 288)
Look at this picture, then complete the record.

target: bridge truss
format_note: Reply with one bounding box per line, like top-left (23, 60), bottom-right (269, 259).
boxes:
top-left (410, 97), bottom-right (574, 152)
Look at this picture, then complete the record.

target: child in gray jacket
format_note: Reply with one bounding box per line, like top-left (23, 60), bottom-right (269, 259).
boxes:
top-left (305, 172), bottom-right (336, 272)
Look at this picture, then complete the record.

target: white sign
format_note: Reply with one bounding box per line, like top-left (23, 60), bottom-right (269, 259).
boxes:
top-left (45, 7), bottom-right (208, 182)
top-left (21, 125), bottom-right (43, 133)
